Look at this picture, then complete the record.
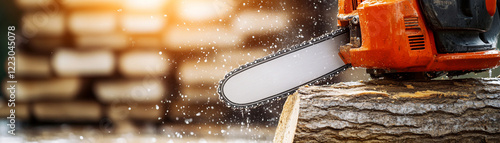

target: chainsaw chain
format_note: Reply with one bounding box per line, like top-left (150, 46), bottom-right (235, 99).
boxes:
top-left (218, 28), bottom-right (350, 109)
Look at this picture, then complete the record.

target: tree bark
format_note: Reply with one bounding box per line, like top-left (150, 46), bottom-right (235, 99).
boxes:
top-left (274, 78), bottom-right (500, 143)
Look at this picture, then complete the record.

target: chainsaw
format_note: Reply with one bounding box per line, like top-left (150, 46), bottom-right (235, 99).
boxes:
top-left (218, 0), bottom-right (500, 108)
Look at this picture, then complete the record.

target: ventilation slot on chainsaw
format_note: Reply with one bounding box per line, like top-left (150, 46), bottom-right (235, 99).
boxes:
top-left (408, 35), bottom-right (425, 50)
top-left (404, 17), bottom-right (419, 29)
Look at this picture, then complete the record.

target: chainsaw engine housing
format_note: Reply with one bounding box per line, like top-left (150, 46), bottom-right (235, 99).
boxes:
top-left (338, 0), bottom-right (500, 73)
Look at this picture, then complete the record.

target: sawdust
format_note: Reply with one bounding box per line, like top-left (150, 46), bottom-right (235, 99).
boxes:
top-left (330, 82), bottom-right (366, 89)
top-left (307, 88), bottom-right (389, 98)
top-left (394, 90), bottom-right (467, 98)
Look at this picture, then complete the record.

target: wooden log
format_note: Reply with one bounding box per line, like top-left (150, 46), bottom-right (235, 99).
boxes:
top-left (163, 25), bottom-right (242, 51)
top-left (0, 102), bottom-right (30, 120)
top-left (232, 10), bottom-right (289, 36)
top-left (112, 120), bottom-right (139, 134)
top-left (16, 53), bottom-right (51, 78)
top-left (107, 103), bottom-right (163, 121)
top-left (275, 78), bottom-right (500, 142)
top-left (2, 78), bottom-right (81, 102)
top-left (16, 0), bottom-right (55, 10)
top-left (75, 33), bottom-right (128, 50)
top-left (21, 12), bottom-right (64, 37)
top-left (118, 50), bottom-right (170, 77)
top-left (68, 11), bottom-right (116, 35)
top-left (174, 0), bottom-right (235, 22)
top-left (60, 0), bottom-right (121, 9)
top-left (94, 79), bottom-right (166, 103)
top-left (178, 48), bottom-right (270, 85)
top-left (123, 0), bottom-right (167, 13)
top-left (52, 49), bottom-right (115, 77)
top-left (33, 101), bottom-right (102, 122)
top-left (180, 84), bottom-right (220, 104)
top-left (121, 13), bottom-right (165, 34)
top-left (131, 36), bottom-right (162, 49)
top-left (166, 101), bottom-right (226, 124)
top-left (28, 37), bottom-right (64, 52)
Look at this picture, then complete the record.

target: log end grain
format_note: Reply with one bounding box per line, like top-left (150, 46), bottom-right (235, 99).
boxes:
top-left (274, 93), bottom-right (300, 143)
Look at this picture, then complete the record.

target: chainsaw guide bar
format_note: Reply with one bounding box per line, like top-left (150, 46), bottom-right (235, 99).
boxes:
top-left (218, 28), bottom-right (350, 109)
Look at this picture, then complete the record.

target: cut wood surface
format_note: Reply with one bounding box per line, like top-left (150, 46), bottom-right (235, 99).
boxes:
top-left (275, 78), bottom-right (500, 142)
top-left (33, 101), bottom-right (102, 122)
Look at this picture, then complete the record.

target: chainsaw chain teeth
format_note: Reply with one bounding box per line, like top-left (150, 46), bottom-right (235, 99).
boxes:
top-left (217, 28), bottom-right (349, 109)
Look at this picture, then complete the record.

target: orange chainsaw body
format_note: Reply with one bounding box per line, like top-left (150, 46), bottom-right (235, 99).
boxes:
top-left (338, 0), bottom-right (500, 72)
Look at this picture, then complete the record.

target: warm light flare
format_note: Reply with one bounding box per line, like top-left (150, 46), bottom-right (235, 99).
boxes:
top-left (177, 0), bottom-right (234, 21)
top-left (124, 0), bottom-right (167, 12)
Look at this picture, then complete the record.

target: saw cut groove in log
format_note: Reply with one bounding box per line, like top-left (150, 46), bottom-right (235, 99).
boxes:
top-left (274, 78), bottom-right (500, 143)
